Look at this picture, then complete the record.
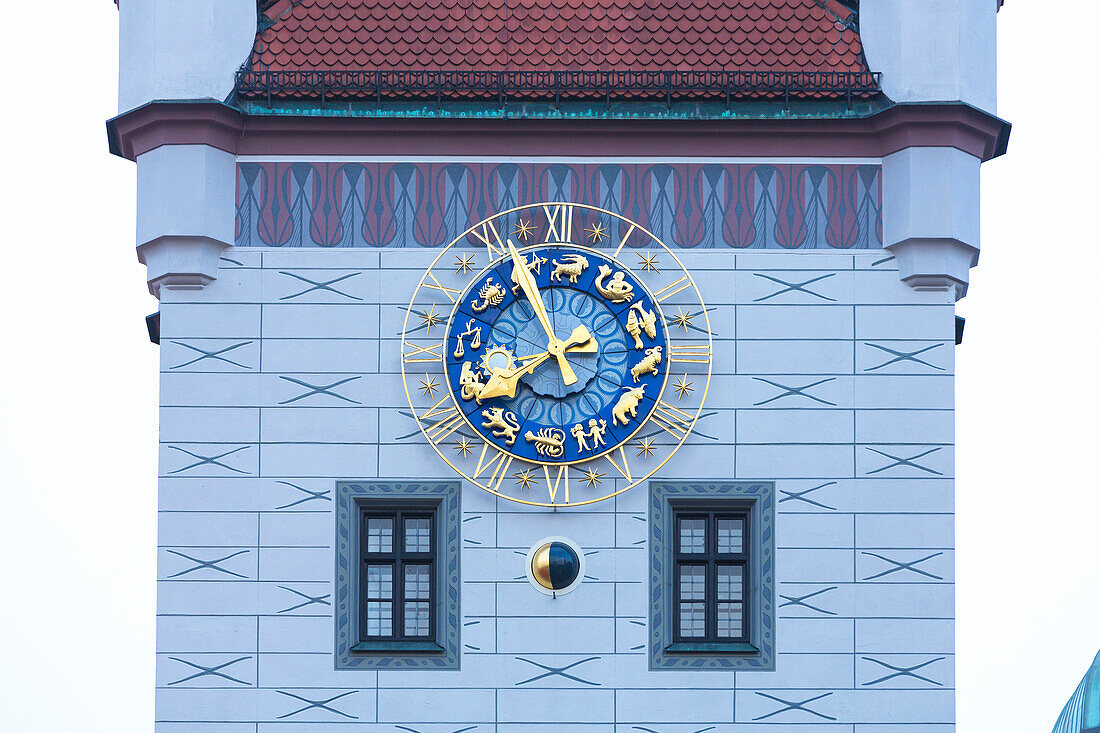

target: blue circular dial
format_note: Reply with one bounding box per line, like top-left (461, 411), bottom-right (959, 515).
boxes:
top-left (444, 245), bottom-right (669, 465)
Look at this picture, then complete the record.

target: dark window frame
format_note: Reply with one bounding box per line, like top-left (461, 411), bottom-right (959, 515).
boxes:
top-left (672, 507), bottom-right (751, 645)
top-left (358, 507), bottom-right (437, 643)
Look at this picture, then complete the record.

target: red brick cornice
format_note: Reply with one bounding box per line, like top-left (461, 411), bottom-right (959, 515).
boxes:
top-left (107, 101), bottom-right (1010, 162)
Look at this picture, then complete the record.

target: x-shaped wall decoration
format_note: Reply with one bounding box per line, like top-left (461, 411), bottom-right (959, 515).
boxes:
top-left (167, 656), bottom-right (252, 686)
top-left (753, 692), bottom-right (837, 721)
top-left (514, 656), bottom-right (602, 687)
top-left (168, 340), bottom-right (254, 370)
top-left (779, 481), bottom-right (838, 510)
top-left (864, 342), bottom-right (945, 372)
top-left (753, 272), bottom-right (837, 302)
top-left (275, 690), bottom-right (358, 720)
top-left (861, 551), bottom-right (944, 581)
top-left (753, 377), bottom-right (837, 406)
top-left (166, 445), bottom-right (251, 475)
top-left (396, 726), bottom-right (479, 733)
top-left (278, 375), bottom-right (362, 405)
top-left (862, 656), bottom-right (945, 687)
top-left (279, 271), bottom-right (363, 301)
top-left (778, 586), bottom-right (838, 616)
top-left (166, 549), bottom-right (250, 579)
top-left (865, 447), bottom-right (944, 476)
top-left (632, 727), bottom-right (717, 733)
top-left (276, 585), bottom-right (332, 614)
top-left (274, 481), bottom-right (331, 509)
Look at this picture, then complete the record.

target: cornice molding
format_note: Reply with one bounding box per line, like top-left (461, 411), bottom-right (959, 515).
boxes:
top-left (107, 100), bottom-right (1010, 162)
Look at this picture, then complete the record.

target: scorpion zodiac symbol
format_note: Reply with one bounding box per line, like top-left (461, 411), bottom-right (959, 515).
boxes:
top-left (524, 427), bottom-right (566, 458)
top-left (471, 277), bottom-right (506, 313)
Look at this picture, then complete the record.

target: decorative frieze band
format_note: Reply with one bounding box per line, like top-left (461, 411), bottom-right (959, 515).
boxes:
top-left (235, 161), bottom-right (883, 250)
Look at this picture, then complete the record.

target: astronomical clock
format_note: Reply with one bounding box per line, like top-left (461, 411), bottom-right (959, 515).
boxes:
top-left (401, 203), bottom-right (712, 507)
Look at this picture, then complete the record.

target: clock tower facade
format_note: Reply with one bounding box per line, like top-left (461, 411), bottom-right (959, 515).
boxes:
top-left (110, 0), bottom-right (1008, 728)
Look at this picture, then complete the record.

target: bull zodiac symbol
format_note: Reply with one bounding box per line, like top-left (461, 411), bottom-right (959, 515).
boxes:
top-left (612, 385), bottom-right (646, 426)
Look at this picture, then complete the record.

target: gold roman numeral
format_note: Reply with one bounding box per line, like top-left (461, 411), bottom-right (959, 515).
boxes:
top-left (473, 443), bottom-right (514, 493)
top-left (605, 446), bottom-right (634, 483)
top-left (470, 220), bottom-right (506, 259)
top-left (651, 400), bottom-right (693, 441)
top-left (421, 396), bottom-right (465, 443)
top-left (403, 340), bottom-right (444, 363)
top-left (422, 273), bottom-right (460, 303)
top-left (612, 223), bottom-right (636, 258)
top-left (654, 275), bottom-right (691, 303)
top-left (668, 343), bottom-right (712, 364)
top-left (543, 204), bottom-right (574, 243)
top-left (542, 465), bottom-right (570, 505)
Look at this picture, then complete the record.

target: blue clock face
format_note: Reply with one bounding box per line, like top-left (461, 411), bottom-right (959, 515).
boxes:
top-left (444, 245), bottom-right (669, 465)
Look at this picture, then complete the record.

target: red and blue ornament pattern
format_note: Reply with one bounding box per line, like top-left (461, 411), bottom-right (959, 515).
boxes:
top-left (235, 161), bottom-right (882, 249)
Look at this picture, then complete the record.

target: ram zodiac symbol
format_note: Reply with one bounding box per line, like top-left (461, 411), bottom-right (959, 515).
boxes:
top-left (630, 346), bottom-right (663, 383)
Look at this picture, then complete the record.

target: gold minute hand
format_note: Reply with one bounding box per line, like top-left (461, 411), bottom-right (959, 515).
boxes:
top-left (507, 239), bottom-right (582, 385)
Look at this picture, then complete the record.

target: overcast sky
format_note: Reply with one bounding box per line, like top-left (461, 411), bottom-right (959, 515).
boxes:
top-left (1, 2), bottom-right (1096, 731)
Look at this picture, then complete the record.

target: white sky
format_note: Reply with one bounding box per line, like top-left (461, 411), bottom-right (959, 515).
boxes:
top-left (0, 2), bottom-right (1096, 731)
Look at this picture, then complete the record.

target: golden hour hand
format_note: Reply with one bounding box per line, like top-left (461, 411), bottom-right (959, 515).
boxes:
top-left (479, 326), bottom-right (595, 401)
top-left (507, 238), bottom-right (584, 386)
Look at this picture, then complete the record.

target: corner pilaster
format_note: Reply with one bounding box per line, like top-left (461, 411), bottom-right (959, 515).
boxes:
top-left (883, 146), bottom-right (981, 300)
top-left (135, 144), bottom-right (236, 298)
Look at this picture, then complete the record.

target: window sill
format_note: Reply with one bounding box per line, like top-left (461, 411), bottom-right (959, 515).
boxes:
top-left (665, 641), bottom-right (760, 655)
top-left (351, 640), bottom-right (446, 654)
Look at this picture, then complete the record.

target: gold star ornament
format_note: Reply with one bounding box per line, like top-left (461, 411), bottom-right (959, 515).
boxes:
top-left (671, 307), bottom-right (695, 331)
top-left (454, 253), bottom-right (476, 274)
top-left (418, 304), bottom-right (444, 333)
top-left (673, 375), bottom-right (694, 400)
top-left (636, 436), bottom-right (656, 458)
top-left (638, 252), bottom-right (661, 273)
top-left (585, 221), bottom-right (609, 243)
top-left (454, 437), bottom-right (474, 458)
top-left (418, 375), bottom-right (440, 398)
top-left (581, 467), bottom-right (605, 489)
top-left (513, 469), bottom-right (538, 491)
top-left (513, 220), bottom-right (536, 241)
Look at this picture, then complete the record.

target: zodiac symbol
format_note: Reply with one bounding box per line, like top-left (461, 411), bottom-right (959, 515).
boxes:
top-left (570, 418), bottom-right (608, 453)
top-left (481, 407), bottom-right (520, 446)
top-left (510, 253), bottom-right (548, 295)
top-left (550, 254), bottom-right (589, 284)
top-left (612, 385), bottom-right (647, 426)
top-left (525, 427), bottom-right (566, 458)
top-left (594, 264), bottom-right (635, 303)
top-left (625, 301), bottom-right (658, 349)
top-left (630, 346), bottom-right (663, 382)
top-left (459, 361), bottom-right (486, 403)
top-left (471, 277), bottom-right (506, 313)
top-left (453, 319), bottom-right (482, 359)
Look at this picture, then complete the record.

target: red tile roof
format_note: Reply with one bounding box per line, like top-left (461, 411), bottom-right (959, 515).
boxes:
top-left (239, 0), bottom-right (874, 101)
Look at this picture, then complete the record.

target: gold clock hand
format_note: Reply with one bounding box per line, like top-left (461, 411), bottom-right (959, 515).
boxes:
top-left (506, 239), bottom-right (582, 386)
top-left (477, 329), bottom-right (596, 401)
